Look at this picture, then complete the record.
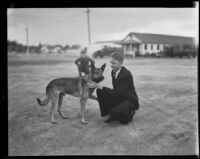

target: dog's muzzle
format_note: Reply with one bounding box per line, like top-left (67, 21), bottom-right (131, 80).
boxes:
top-left (93, 76), bottom-right (104, 83)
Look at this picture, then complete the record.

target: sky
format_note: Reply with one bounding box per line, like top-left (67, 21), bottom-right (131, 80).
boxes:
top-left (7, 5), bottom-right (199, 47)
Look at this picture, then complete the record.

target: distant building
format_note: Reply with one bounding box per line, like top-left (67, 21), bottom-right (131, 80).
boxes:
top-left (95, 32), bottom-right (196, 57)
top-left (41, 45), bottom-right (49, 54)
top-left (95, 40), bottom-right (122, 48)
top-left (41, 44), bottom-right (64, 54)
top-left (84, 42), bottom-right (120, 57)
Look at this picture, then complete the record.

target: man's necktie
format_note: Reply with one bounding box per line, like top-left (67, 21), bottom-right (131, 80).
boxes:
top-left (113, 71), bottom-right (116, 79)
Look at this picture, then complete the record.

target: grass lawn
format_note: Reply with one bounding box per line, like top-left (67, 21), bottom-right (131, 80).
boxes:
top-left (8, 55), bottom-right (198, 155)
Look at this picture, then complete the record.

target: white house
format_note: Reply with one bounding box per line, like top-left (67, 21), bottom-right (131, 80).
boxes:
top-left (41, 45), bottom-right (49, 54)
top-left (96, 32), bottom-right (196, 57)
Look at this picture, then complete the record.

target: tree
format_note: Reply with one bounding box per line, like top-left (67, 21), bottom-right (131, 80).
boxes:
top-left (71, 44), bottom-right (81, 49)
top-left (64, 45), bottom-right (70, 50)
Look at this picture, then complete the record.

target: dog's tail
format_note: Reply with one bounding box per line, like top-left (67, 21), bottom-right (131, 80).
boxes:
top-left (37, 96), bottom-right (49, 106)
top-left (37, 86), bottom-right (50, 106)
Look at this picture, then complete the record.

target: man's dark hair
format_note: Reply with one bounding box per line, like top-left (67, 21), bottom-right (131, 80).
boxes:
top-left (111, 52), bottom-right (124, 63)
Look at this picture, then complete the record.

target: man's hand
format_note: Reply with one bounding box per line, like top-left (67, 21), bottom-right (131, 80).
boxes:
top-left (87, 81), bottom-right (103, 89)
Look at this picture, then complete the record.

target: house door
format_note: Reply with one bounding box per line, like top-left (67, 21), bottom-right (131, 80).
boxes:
top-left (131, 44), bottom-right (139, 57)
top-left (124, 44), bottom-right (139, 57)
top-left (125, 44), bottom-right (134, 56)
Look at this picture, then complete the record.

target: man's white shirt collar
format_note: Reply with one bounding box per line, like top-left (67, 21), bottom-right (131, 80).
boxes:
top-left (114, 67), bottom-right (121, 79)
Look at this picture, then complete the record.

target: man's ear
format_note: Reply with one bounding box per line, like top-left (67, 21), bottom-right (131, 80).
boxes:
top-left (101, 63), bottom-right (106, 72)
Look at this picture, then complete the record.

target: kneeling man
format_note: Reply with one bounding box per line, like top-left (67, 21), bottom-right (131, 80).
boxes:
top-left (88, 52), bottom-right (139, 124)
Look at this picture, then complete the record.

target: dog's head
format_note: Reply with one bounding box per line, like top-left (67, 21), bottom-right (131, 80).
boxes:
top-left (90, 63), bottom-right (106, 83)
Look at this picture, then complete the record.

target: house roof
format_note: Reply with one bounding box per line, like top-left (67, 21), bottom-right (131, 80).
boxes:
top-left (95, 32), bottom-right (195, 46)
top-left (125, 32), bottom-right (195, 45)
top-left (115, 39), bottom-right (141, 44)
top-left (95, 40), bottom-right (121, 44)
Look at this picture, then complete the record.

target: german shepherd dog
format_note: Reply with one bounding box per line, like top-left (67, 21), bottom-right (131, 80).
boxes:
top-left (37, 63), bottom-right (106, 124)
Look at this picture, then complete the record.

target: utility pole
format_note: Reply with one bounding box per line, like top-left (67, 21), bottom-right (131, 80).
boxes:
top-left (86, 8), bottom-right (91, 44)
top-left (26, 25), bottom-right (29, 55)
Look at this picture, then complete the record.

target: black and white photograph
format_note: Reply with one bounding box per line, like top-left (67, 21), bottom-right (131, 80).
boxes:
top-left (6, 2), bottom-right (199, 156)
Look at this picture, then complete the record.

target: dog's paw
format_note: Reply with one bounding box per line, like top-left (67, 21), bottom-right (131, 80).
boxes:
top-left (51, 121), bottom-right (58, 124)
top-left (62, 116), bottom-right (69, 119)
top-left (81, 120), bottom-right (88, 124)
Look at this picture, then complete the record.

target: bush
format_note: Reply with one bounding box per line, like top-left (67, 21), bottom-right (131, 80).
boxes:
top-left (163, 47), bottom-right (174, 57)
top-left (157, 51), bottom-right (163, 57)
top-left (142, 52), bottom-right (149, 57)
top-left (151, 53), bottom-right (157, 57)
top-left (135, 51), bottom-right (140, 57)
top-left (142, 52), bottom-right (154, 57)
top-left (173, 50), bottom-right (196, 58)
top-left (140, 52), bottom-right (162, 58)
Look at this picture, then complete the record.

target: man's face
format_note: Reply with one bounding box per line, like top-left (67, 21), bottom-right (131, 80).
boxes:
top-left (81, 53), bottom-right (86, 57)
top-left (110, 58), bottom-right (122, 71)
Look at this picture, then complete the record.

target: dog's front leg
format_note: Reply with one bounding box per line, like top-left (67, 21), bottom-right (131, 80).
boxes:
top-left (80, 98), bottom-right (88, 124)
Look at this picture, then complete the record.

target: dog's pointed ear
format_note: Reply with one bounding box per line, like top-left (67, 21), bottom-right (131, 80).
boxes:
top-left (101, 63), bottom-right (106, 72)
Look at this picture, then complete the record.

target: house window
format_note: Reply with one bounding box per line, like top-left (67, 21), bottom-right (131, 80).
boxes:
top-left (145, 44), bottom-right (147, 50)
top-left (151, 44), bottom-right (153, 50)
top-left (157, 44), bottom-right (160, 50)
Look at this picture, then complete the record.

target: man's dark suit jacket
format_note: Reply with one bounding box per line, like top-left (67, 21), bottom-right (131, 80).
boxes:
top-left (101, 66), bottom-right (139, 110)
